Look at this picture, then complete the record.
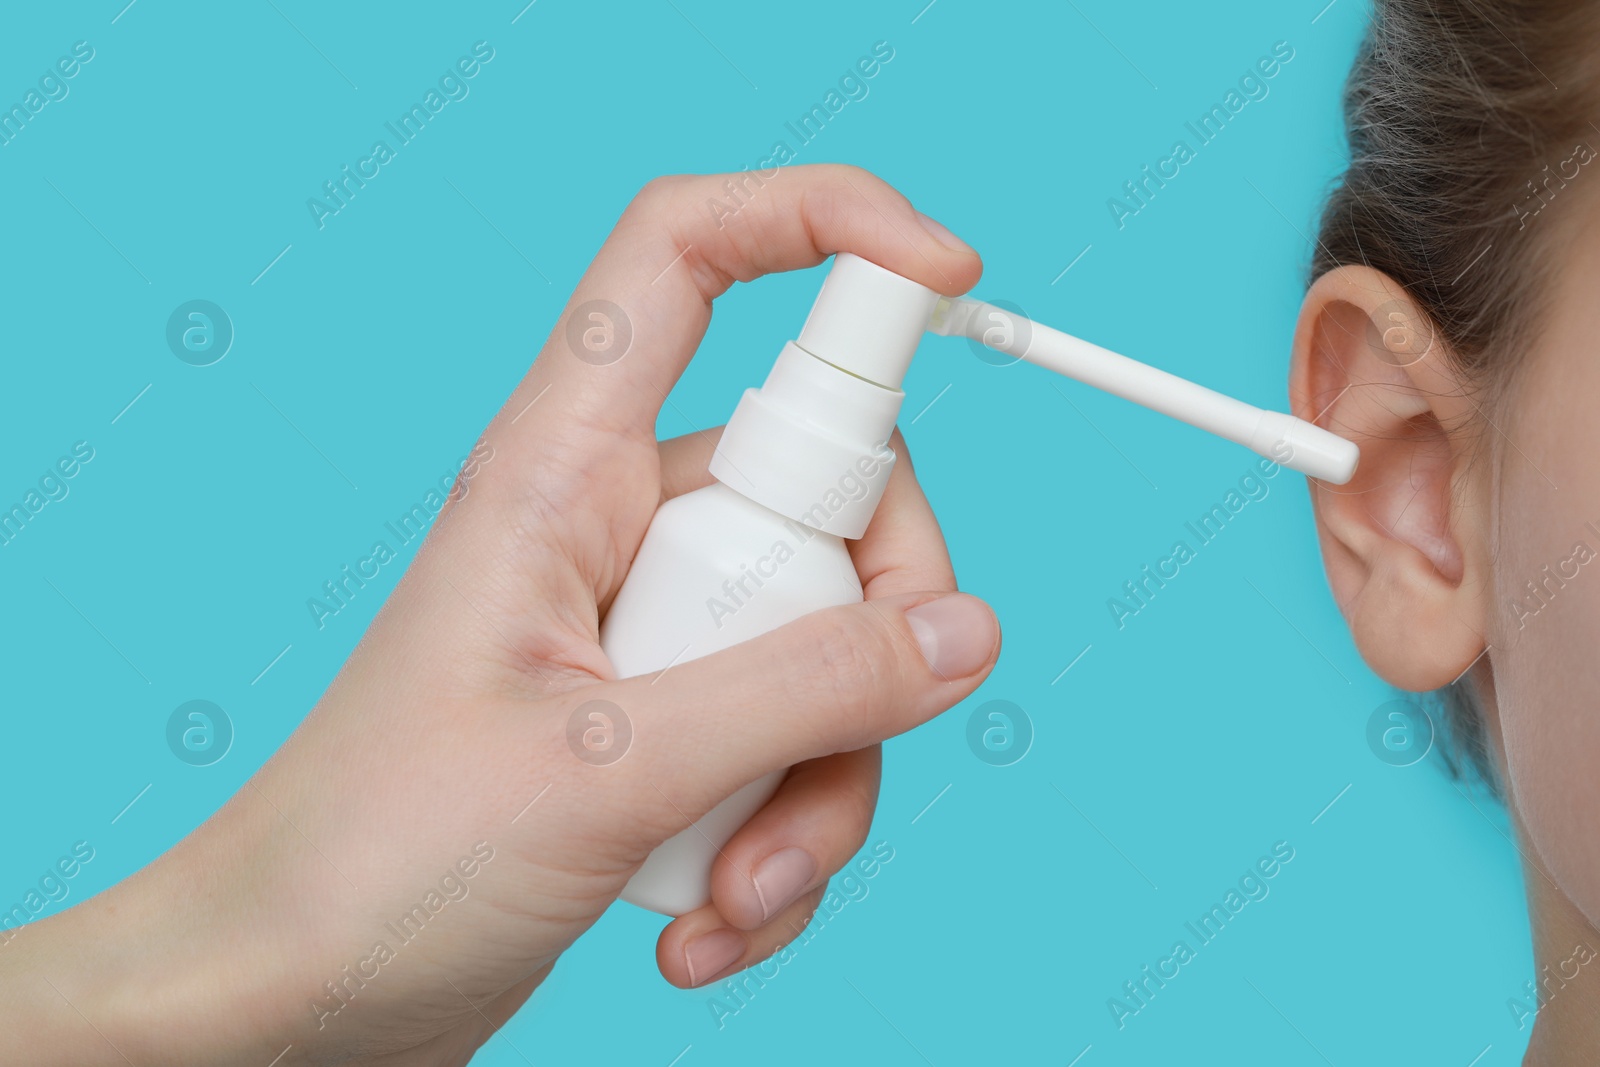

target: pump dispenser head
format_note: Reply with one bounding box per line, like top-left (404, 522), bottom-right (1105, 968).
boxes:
top-left (795, 253), bottom-right (939, 389)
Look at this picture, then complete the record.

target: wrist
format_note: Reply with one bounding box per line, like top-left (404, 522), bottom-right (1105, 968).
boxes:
top-left (0, 878), bottom-right (267, 1066)
top-left (0, 802), bottom-right (325, 1066)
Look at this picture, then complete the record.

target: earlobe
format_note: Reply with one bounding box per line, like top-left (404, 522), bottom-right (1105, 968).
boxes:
top-left (1289, 265), bottom-right (1490, 691)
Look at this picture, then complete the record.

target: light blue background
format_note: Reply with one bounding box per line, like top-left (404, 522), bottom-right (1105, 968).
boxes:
top-left (0, 1), bottom-right (1529, 1064)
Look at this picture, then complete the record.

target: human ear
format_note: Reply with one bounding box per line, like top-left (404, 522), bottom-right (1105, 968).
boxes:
top-left (1288, 265), bottom-right (1491, 690)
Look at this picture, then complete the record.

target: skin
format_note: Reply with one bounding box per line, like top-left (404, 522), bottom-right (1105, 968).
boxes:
top-left (0, 165), bottom-right (999, 1065)
top-left (1290, 176), bottom-right (1600, 1065)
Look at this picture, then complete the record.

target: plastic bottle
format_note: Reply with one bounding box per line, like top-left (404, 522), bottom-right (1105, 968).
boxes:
top-left (603, 254), bottom-right (937, 916)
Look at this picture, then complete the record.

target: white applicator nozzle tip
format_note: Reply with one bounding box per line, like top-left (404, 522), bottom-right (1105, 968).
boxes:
top-left (929, 296), bottom-right (1361, 484)
top-left (1249, 411), bottom-right (1360, 485)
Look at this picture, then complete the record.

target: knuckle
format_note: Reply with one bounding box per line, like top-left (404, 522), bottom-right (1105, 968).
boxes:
top-left (623, 175), bottom-right (737, 293)
top-left (808, 612), bottom-right (886, 685)
top-left (795, 612), bottom-right (895, 749)
top-left (816, 161), bottom-right (879, 187)
top-left (627, 174), bottom-right (693, 216)
top-left (818, 163), bottom-right (906, 210)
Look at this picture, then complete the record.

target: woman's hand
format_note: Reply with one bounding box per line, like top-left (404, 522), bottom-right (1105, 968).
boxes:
top-left (5, 165), bottom-right (997, 1066)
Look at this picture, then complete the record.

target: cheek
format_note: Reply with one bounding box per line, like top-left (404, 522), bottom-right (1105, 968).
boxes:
top-left (1490, 347), bottom-right (1600, 927)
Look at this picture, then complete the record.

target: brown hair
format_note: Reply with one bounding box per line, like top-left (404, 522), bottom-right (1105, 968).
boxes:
top-left (1312, 1), bottom-right (1600, 788)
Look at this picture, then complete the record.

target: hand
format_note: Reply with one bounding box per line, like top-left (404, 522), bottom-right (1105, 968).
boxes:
top-left (4, 165), bottom-right (998, 1066)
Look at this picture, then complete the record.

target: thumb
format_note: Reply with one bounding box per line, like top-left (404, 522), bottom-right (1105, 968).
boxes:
top-left (613, 592), bottom-right (999, 806)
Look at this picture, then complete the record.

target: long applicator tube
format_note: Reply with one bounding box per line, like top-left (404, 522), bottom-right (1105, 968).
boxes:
top-left (928, 297), bottom-right (1359, 484)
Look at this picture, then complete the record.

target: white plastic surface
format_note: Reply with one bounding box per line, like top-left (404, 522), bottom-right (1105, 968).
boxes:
top-left (930, 297), bottom-right (1360, 483)
top-left (604, 482), bottom-right (864, 917)
top-left (797, 253), bottom-right (942, 389)
top-left (709, 342), bottom-right (903, 540)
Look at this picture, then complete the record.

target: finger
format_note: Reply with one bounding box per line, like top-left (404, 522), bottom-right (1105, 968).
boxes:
top-left (849, 428), bottom-right (957, 599)
top-left (705, 746), bottom-right (881, 930)
top-left (611, 590), bottom-right (999, 811)
top-left (655, 883), bottom-right (827, 989)
top-left (657, 426), bottom-right (723, 503)
top-left (497, 165), bottom-right (982, 457)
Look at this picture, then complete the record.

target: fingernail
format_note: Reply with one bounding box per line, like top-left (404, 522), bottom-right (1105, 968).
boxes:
top-left (683, 928), bottom-right (745, 987)
top-left (915, 211), bottom-right (975, 255)
top-left (749, 847), bottom-right (817, 923)
top-left (906, 594), bottom-right (996, 678)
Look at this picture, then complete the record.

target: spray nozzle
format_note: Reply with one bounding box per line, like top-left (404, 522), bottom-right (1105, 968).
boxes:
top-left (926, 293), bottom-right (1358, 483)
top-left (792, 254), bottom-right (1358, 485)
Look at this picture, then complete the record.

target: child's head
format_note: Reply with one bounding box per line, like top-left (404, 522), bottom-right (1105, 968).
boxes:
top-left (1299, 0), bottom-right (1600, 920)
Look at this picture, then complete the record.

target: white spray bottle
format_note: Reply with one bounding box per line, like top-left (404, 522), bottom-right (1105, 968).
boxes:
top-left (603, 254), bottom-right (1357, 916)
